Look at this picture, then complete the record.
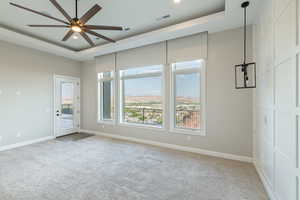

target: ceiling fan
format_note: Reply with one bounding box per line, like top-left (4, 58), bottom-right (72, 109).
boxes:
top-left (10, 0), bottom-right (124, 47)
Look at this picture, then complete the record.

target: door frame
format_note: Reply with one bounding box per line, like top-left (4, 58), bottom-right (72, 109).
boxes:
top-left (53, 74), bottom-right (81, 138)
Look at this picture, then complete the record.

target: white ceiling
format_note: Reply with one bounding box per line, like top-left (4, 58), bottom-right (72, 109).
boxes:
top-left (0, 0), bottom-right (225, 50)
top-left (0, 0), bottom-right (261, 61)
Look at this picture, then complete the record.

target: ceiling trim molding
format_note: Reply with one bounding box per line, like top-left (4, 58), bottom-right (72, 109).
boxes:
top-left (0, 0), bottom-right (261, 61)
top-left (0, 27), bottom-right (79, 60)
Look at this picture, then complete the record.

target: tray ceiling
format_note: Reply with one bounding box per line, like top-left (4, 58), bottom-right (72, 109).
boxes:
top-left (0, 0), bottom-right (225, 51)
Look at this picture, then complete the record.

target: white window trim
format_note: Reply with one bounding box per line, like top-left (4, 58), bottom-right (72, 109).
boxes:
top-left (97, 72), bottom-right (116, 125)
top-left (169, 60), bottom-right (206, 136)
top-left (118, 122), bottom-right (166, 132)
top-left (118, 65), bottom-right (165, 129)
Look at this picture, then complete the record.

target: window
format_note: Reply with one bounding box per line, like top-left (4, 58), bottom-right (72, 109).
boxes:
top-left (97, 60), bottom-right (205, 135)
top-left (171, 60), bottom-right (205, 134)
top-left (98, 71), bottom-right (115, 123)
top-left (120, 65), bottom-right (164, 127)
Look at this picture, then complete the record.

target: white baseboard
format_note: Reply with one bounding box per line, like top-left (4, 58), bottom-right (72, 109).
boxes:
top-left (0, 136), bottom-right (55, 152)
top-left (253, 160), bottom-right (277, 200)
top-left (80, 129), bottom-right (253, 163)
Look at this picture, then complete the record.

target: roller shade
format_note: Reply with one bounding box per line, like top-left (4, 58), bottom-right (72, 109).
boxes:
top-left (117, 42), bottom-right (167, 70)
top-left (167, 32), bottom-right (208, 63)
top-left (95, 53), bottom-right (116, 73)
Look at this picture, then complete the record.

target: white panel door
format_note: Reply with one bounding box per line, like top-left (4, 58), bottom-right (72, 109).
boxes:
top-left (54, 75), bottom-right (80, 137)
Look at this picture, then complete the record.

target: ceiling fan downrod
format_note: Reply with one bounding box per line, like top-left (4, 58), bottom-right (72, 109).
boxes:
top-left (75, 0), bottom-right (78, 19)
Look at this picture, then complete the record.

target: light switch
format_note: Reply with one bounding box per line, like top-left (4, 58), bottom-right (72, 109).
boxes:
top-left (16, 91), bottom-right (21, 96)
top-left (0, 90), bottom-right (2, 95)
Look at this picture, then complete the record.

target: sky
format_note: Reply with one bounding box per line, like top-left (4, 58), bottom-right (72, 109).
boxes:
top-left (124, 73), bottom-right (200, 98)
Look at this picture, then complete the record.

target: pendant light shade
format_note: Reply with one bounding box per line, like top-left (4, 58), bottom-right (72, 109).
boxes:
top-left (235, 1), bottom-right (256, 89)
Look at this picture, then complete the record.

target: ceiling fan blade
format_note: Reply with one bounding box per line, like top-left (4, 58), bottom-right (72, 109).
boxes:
top-left (80, 32), bottom-right (95, 47)
top-left (79, 4), bottom-right (102, 24)
top-left (84, 29), bottom-right (115, 43)
top-left (29, 25), bottom-right (70, 28)
top-left (10, 2), bottom-right (69, 25)
top-left (62, 30), bottom-right (74, 41)
top-left (84, 25), bottom-right (123, 31)
top-left (49, 0), bottom-right (73, 23)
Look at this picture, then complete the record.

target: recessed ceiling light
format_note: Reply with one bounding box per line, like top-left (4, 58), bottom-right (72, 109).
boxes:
top-left (124, 27), bottom-right (130, 31)
top-left (174, 0), bottom-right (181, 4)
top-left (72, 35), bottom-right (79, 39)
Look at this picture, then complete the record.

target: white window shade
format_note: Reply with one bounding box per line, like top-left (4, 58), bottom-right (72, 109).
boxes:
top-left (95, 53), bottom-right (116, 73)
top-left (117, 42), bottom-right (167, 70)
top-left (167, 32), bottom-right (208, 63)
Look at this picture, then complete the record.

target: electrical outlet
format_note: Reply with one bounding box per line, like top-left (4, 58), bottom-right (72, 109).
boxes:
top-left (102, 125), bottom-right (105, 129)
top-left (16, 132), bottom-right (21, 138)
top-left (187, 136), bottom-right (191, 141)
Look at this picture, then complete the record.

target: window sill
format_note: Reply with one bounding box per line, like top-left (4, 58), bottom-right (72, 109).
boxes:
top-left (118, 122), bottom-right (166, 132)
top-left (169, 128), bottom-right (206, 136)
top-left (97, 120), bottom-right (116, 125)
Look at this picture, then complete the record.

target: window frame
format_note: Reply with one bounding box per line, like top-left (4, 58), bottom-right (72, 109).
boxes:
top-left (97, 71), bottom-right (116, 125)
top-left (169, 60), bottom-right (206, 136)
top-left (118, 65), bottom-right (165, 129)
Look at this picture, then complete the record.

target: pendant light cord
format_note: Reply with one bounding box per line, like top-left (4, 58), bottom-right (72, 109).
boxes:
top-left (243, 5), bottom-right (247, 65)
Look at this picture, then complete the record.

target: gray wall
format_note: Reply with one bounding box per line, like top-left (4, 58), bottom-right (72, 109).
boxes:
top-left (81, 26), bottom-right (253, 157)
top-left (0, 40), bottom-right (81, 147)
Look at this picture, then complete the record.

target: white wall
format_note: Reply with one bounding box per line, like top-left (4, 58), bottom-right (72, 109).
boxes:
top-left (0, 40), bottom-right (81, 147)
top-left (253, 0), bottom-right (298, 199)
top-left (81, 27), bottom-right (254, 158)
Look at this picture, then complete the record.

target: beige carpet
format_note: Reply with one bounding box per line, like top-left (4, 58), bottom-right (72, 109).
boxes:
top-left (0, 134), bottom-right (268, 200)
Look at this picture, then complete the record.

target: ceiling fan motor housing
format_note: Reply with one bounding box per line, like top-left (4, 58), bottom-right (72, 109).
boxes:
top-left (72, 18), bottom-right (82, 26)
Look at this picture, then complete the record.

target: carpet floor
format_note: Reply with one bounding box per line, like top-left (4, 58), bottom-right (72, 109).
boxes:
top-left (0, 134), bottom-right (268, 200)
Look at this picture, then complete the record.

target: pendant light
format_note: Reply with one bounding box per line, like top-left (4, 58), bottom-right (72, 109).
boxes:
top-left (235, 1), bottom-right (256, 89)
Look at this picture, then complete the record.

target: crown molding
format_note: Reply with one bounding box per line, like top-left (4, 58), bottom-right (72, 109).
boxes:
top-left (0, 0), bottom-right (260, 61)
top-left (0, 27), bottom-right (79, 60)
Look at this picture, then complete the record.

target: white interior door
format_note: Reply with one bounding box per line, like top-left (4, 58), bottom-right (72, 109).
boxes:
top-left (54, 75), bottom-right (80, 137)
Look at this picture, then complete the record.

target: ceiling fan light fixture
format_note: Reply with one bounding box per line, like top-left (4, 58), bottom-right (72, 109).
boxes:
top-left (71, 25), bottom-right (82, 32)
top-left (10, 0), bottom-right (123, 47)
